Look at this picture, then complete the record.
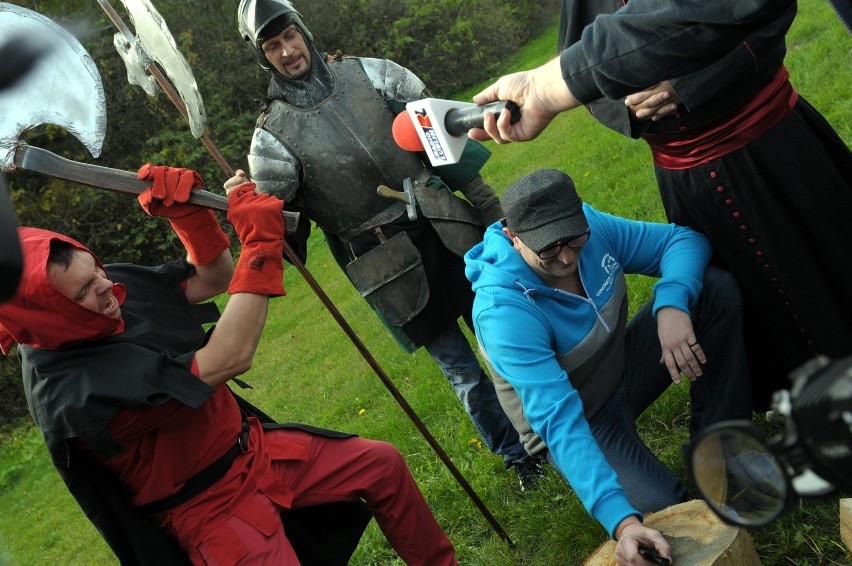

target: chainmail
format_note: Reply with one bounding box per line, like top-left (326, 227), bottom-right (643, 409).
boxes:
top-left (265, 34), bottom-right (334, 108)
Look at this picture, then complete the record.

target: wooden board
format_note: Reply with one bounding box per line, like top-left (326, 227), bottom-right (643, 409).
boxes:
top-left (841, 498), bottom-right (852, 553)
top-left (585, 499), bottom-right (762, 565)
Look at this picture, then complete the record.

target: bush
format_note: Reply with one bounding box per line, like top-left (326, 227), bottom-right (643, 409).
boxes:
top-left (302, 0), bottom-right (561, 96)
top-left (0, 350), bottom-right (27, 427)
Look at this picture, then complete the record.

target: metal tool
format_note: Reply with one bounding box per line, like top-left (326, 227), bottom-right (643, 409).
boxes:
top-left (376, 178), bottom-right (418, 221)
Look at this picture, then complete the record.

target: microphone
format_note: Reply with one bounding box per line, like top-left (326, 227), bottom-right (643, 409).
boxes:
top-left (393, 98), bottom-right (521, 166)
top-left (444, 100), bottom-right (520, 136)
top-left (392, 110), bottom-right (426, 152)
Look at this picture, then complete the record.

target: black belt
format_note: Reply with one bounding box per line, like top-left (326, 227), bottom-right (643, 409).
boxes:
top-left (138, 417), bottom-right (251, 515)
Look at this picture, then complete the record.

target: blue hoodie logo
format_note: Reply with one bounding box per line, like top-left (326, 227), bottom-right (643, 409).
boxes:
top-left (595, 253), bottom-right (620, 297)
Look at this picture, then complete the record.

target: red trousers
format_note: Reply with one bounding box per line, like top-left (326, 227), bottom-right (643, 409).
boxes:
top-left (188, 429), bottom-right (458, 565)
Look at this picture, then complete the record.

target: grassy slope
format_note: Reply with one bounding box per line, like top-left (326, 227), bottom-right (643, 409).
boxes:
top-left (2, 1), bottom-right (851, 564)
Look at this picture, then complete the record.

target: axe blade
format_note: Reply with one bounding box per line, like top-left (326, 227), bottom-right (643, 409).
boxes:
top-left (112, 31), bottom-right (160, 97)
top-left (117, 0), bottom-right (207, 139)
top-left (0, 3), bottom-right (107, 169)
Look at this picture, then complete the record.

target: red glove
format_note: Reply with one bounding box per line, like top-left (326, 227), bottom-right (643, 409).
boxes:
top-left (137, 163), bottom-right (202, 208)
top-left (137, 163), bottom-right (230, 266)
top-left (226, 182), bottom-right (285, 297)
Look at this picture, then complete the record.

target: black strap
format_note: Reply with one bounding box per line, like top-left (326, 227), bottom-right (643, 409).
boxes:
top-left (138, 418), bottom-right (250, 515)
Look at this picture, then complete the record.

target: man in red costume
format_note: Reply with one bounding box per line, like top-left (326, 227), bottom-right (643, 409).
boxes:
top-left (0, 165), bottom-right (457, 565)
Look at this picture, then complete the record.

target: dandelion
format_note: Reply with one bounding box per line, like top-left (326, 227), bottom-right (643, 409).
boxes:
top-left (358, 408), bottom-right (366, 415)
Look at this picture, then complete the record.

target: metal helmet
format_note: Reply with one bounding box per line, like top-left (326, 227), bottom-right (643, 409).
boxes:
top-left (237, 0), bottom-right (313, 70)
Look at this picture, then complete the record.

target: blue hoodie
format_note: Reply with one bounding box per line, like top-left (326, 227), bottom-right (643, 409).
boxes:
top-left (464, 203), bottom-right (711, 537)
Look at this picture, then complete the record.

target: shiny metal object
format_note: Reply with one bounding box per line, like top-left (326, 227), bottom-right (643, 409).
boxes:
top-left (0, 3), bottom-right (106, 170)
top-left (99, 0), bottom-right (233, 173)
top-left (109, 0), bottom-right (207, 138)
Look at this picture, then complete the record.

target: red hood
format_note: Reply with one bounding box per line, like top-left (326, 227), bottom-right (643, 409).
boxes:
top-left (0, 227), bottom-right (125, 354)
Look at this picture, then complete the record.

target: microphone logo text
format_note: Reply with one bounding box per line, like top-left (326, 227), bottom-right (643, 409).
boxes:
top-left (413, 108), bottom-right (447, 161)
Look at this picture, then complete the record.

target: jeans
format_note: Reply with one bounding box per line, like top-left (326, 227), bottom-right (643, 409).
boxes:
top-left (423, 322), bottom-right (528, 465)
top-left (587, 266), bottom-right (753, 513)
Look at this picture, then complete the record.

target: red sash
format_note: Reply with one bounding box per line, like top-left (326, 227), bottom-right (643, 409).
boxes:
top-left (644, 66), bottom-right (798, 170)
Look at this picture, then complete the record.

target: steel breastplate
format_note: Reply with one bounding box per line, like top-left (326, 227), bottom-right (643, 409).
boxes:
top-left (260, 59), bottom-right (427, 236)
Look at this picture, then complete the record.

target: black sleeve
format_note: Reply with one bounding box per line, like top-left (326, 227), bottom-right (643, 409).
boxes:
top-left (562, 0), bottom-right (797, 102)
top-left (670, 5), bottom-right (795, 111)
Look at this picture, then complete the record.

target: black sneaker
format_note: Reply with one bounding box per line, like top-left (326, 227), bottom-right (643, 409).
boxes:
top-left (512, 455), bottom-right (547, 492)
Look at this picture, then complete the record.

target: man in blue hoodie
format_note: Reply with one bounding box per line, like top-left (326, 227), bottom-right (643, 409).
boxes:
top-left (464, 169), bottom-right (753, 562)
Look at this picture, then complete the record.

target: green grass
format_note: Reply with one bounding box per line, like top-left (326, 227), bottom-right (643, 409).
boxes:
top-left (2, 1), bottom-right (852, 564)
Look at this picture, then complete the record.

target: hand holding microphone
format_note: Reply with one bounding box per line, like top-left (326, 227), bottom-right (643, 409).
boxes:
top-left (468, 57), bottom-right (582, 144)
top-left (393, 98), bottom-right (521, 166)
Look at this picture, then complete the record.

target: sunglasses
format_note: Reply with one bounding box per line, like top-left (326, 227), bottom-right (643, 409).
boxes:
top-left (537, 229), bottom-right (591, 260)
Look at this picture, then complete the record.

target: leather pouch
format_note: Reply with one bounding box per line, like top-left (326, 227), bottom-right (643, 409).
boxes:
top-left (345, 231), bottom-right (429, 326)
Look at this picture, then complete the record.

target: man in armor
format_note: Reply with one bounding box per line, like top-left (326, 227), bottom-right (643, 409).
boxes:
top-left (233, 0), bottom-right (543, 489)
